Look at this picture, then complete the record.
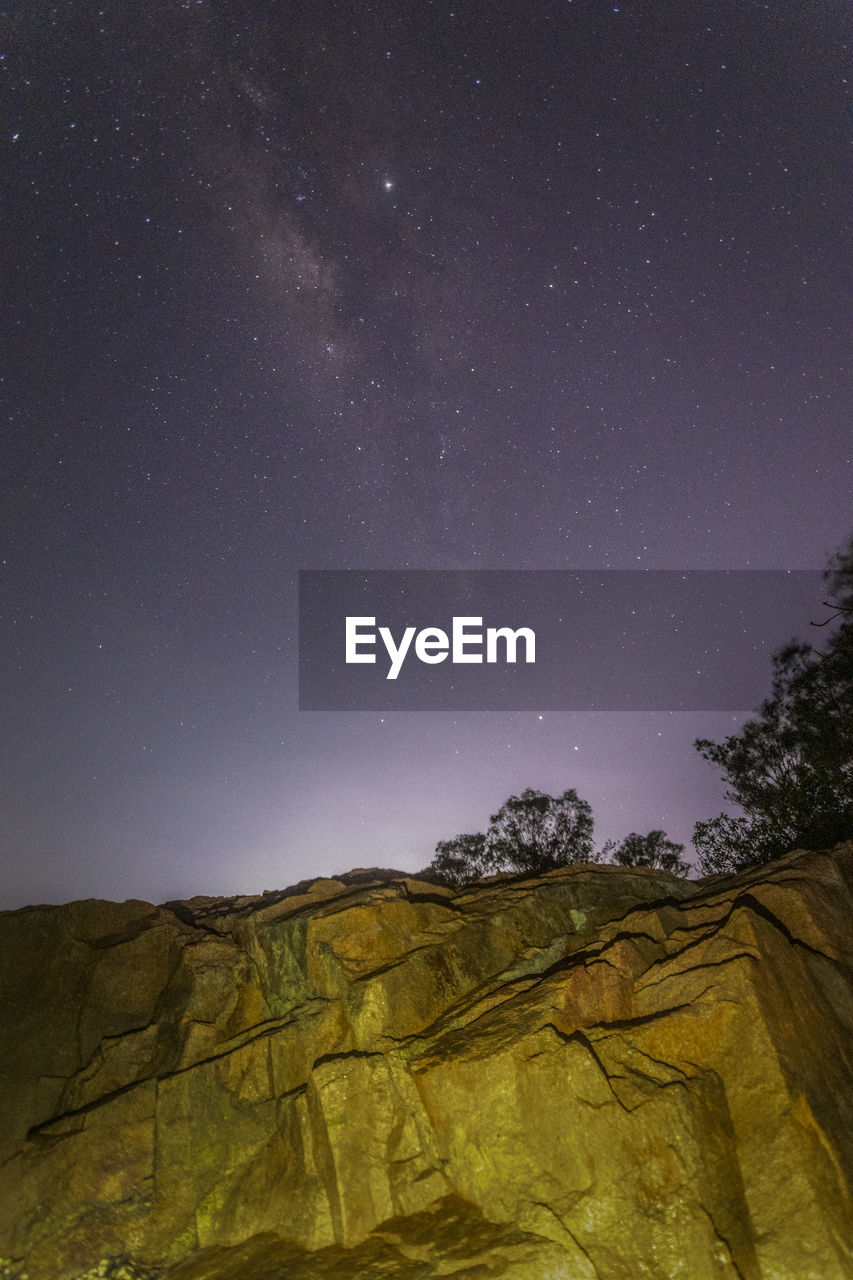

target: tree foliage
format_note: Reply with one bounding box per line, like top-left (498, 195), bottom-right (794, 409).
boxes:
top-left (427, 833), bottom-right (489, 887)
top-left (693, 538), bottom-right (853, 875)
top-left (603, 830), bottom-right (689, 876)
top-left (486, 788), bottom-right (595, 873)
top-left (425, 787), bottom-right (597, 884)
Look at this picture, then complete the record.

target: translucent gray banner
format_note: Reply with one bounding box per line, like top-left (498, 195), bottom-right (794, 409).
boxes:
top-left (298, 570), bottom-right (826, 711)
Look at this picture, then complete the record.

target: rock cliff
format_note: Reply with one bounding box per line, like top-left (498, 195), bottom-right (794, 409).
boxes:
top-left (1, 845), bottom-right (851, 1279)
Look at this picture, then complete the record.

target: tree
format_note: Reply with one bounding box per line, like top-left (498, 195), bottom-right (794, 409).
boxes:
top-left (426, 833), bottom-right (489, 887)
top-left (487, 788), bottom-right (595, 873)
top-left (604, 830), bottom-right (689, 876)
top-left (820, 534), bottom-right (853, 622)
top-left (693, 539), bottom-right (853, 875)
top-left (424, 786), bottom-right (597, 885)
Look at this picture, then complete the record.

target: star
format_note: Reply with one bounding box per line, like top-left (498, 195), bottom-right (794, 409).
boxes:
top-left (2, 0), bottom-right (849, 909)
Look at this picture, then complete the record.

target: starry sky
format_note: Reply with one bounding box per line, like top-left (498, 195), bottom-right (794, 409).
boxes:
top-left (2, 0), bottom-right (851, 909)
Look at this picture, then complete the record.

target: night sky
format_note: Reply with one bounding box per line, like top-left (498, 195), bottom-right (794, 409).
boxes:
top-left (3, 0), bottom-right (851, 909)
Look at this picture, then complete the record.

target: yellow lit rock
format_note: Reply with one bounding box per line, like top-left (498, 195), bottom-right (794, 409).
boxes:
top-left (0, 847), bottom-right (851, 1278)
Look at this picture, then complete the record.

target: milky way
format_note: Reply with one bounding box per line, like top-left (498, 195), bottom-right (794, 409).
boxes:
top-left (3, 1), bottom-right (850, 906)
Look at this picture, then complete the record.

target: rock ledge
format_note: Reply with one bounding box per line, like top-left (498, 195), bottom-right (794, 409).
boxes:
top-left (1, 845), bottom-right (851, 1279)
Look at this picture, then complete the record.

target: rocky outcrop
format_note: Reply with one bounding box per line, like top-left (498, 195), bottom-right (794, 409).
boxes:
top-left (1, 846), bottom-right (851, 1279)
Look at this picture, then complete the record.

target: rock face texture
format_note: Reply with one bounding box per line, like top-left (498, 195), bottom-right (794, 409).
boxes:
top-left (1, 846), bottom-right (852, 1280)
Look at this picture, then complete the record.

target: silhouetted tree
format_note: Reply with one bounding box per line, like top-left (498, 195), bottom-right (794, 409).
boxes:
top-left (425, 786), bottom-right (597, 884)
top-left (693, 538), bottom-right (853, 875)
top-left (426, 833), bottom-right (489, 887)
top-left (487, 787), bottom-right (595, 873)
top-left (603, 830), bottom-right (689, 876)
